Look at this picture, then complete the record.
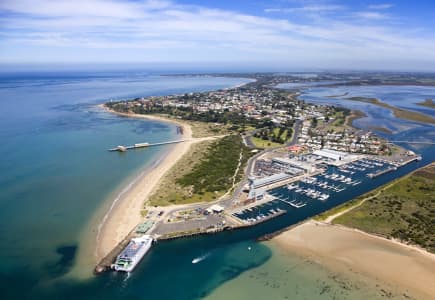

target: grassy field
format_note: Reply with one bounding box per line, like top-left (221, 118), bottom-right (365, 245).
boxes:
top-left (332, 111), bottom-right (346, 127)
top-left (251, 136), bottom-right (283, 148)
top-left (149, 135), bottom-right (252, 206)
top-left (314, 110), bottom-right (353, 133)
top-left (332, 163), bottom-right (435, 252)
top-left (250, 126), bottom-right (292, 149)
top-left (187, 120), bottom-right (230, 138)
top-left (157, 115), bottom-right (232, 138)
top-left (346, 97), bottom-right (435, 124)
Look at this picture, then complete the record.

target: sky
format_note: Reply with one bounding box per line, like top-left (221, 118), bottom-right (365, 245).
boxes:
top-left (1, 0), bottom-right (435, 71)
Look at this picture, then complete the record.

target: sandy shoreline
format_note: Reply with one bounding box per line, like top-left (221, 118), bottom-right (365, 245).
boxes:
top-left (272, 220), bottom-right (435, 299)
top-left (94, 105), bottom-right (194, 261)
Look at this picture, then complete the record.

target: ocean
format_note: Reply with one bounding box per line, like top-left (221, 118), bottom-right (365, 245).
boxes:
top-left (0, 72), bottom-right (434, 299)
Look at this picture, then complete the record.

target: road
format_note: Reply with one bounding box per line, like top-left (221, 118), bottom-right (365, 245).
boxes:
top-left (150, 120), bottom-right (304, 233)
top-left (286, 119), bottom-right (302, 146)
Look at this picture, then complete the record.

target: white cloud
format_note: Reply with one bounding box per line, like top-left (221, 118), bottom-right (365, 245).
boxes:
top-left (0, 0), bottom-right (434, 70)
top-left (368, 4), bottom-right (394, 10)
top-left (265, 5), bottom-right (345, 13)
top-left (355, 11), bottom-right (390, 20)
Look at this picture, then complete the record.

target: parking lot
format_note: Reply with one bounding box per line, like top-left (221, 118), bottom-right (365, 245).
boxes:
top-left (152, 214), bottom-right (225, 235)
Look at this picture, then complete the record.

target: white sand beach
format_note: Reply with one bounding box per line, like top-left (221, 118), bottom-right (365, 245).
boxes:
top-left (272, 220), bottom-right (435, 300)
top-left (94, 106), bottom-right (194, 261)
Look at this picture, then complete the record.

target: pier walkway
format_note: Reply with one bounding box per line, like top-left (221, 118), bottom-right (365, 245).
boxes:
top-left (108, 139), bottom-right (187, 151)
top-left (108, 134), bottom-right (228, 152)
top-left (274, 196), bottom-right (307, 208)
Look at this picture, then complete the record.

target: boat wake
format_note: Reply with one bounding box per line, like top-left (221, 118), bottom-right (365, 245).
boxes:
top-left (192, 253), bottom-right (210, 264)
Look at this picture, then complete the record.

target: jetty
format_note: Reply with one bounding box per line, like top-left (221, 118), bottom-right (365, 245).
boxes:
top-left (236, 209), bottom-right (287, 226)
top-left (108, 139), bottom-right (187, 152)
top-left (94, 229), bottom-right (139, 274)
top-left (367, 166), bottom-right (397, 178)
top-left (274, 196), bottom-right (307, 208)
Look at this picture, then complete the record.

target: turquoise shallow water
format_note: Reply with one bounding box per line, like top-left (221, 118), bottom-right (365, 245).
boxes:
top-left (1, 74), bottom-right (434, 299)
top-left (0, 71), bottom-right (255, 298)
top-left (207, 243), bottom-right (402, 300)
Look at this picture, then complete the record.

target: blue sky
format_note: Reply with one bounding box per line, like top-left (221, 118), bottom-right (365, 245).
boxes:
top-left (1, 0), bottom-right (435, 71)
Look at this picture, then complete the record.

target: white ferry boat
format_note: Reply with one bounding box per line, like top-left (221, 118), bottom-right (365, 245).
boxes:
top-left (112, 235), bottom-right (153, 272)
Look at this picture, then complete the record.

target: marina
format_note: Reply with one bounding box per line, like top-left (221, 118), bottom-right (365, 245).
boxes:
top-left (275, 196), bottom-right (307, 208)
top-left (231, 202), bottom-right (287, 225)
top-left (368, 166), bottom-right (397, 178)
top-left (96, 152), bottom-right (421, 275)
top-left (4, 63), bottom-right (434, 300)
top-left (231, 157), bottom-right (382, 228)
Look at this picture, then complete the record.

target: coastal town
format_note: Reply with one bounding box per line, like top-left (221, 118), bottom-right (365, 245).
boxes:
top-left (4, 1), bottom-right (435, 299)
top-left (106, 77), bottom-right (392, 155)
top-left (99, 77), bottom-right (423, 274)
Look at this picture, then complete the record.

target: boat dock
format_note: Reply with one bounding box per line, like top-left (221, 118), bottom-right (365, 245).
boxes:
top-left (230, 199), bottom-right (288, 226)
top-left (108, 139), bottom-right (187, 152)
top-left (275, 196), bottom-right (307, 208)
top-left (367, 166), bottom-right (397, 178)
top-left (236, 209), bottom-right (287, 226)
top-left (94, 229), bottom-right (139, 274)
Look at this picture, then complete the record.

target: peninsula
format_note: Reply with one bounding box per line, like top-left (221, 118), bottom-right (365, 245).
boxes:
top-left (95, 105), bottom-right (231, 263)
top-left (96, 73), bottom-right (427, 275)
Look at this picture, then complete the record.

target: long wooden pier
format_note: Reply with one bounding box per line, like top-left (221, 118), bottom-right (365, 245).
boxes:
top-left (108, 139), bottom-right (187, 152)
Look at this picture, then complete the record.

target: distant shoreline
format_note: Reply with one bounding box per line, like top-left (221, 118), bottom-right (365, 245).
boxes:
top-left (98, 103), bottom-right (189, 127)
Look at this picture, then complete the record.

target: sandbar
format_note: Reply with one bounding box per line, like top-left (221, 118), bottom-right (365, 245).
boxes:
top-left (273, 220), bottom-right (435, 299)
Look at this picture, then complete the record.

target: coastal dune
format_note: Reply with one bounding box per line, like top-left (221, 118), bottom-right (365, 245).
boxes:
top-left (273, 221), bottom-right (435, 299)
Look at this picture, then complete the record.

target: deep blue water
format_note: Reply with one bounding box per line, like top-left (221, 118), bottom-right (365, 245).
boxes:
top-left (1, 74), bottom-right (434, 299)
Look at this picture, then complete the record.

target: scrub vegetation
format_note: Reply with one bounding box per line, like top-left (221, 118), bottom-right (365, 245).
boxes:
top-left (149, 135), bottom-right (252, 206)
top-left (333, 163), bottom-right (435, 252)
